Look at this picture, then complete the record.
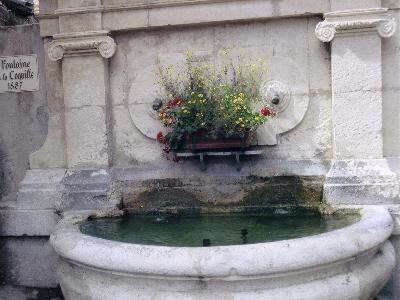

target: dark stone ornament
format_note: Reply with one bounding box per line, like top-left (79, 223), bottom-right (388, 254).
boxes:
top-left (152, 99), bottom-right (163, 111)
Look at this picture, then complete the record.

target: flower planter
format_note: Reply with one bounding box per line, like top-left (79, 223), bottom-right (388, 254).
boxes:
top-left (186, 133), bottom-right (251, 151)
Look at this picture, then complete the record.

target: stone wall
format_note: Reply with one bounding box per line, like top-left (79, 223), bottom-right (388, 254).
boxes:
top-left (0, 23), bottom-right (60, 293)
top-left (0, 24), bottom-right (47, 204)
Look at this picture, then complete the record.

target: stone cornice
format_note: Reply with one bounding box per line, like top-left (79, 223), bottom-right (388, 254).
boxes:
top-left (39, 0), bottom-right (328, 37)
top-left (39, 0), bottom-right (253, 18)
top-left (48, 31), bottom-right (116, 61)
top-left (315, 8), bottom-right (396, 42)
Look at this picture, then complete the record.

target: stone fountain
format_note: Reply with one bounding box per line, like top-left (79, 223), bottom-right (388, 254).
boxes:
top-left (11, 0), bottom-right (400, 298)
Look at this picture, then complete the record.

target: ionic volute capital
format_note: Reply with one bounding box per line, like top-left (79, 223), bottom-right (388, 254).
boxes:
top-left (315, 8), bottom-right (396, 42)
top-left (48, 31), bottom-right (116, 61)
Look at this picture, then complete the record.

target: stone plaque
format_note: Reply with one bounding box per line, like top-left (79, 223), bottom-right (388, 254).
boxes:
top-left (0, 54), bottom-right (39, 93)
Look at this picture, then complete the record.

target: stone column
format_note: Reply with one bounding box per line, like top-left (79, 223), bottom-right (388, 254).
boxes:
top-left (315, 8), bottom-right (399, 204)
top-left (48, 31), bottom-right (116, 169)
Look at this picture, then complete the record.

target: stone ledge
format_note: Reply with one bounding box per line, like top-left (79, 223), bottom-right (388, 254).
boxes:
top-left (0, 209), bottom-right (57, 236)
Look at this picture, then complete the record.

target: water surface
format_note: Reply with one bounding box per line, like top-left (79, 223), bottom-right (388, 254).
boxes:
top-left (80, 213), bottom-right (359, 247)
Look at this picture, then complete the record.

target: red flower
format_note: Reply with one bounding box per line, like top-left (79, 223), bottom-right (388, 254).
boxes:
top-left (168, 98), bottom-right (182, 108)
top-left (260, 107), bottom-right (273, 116)
top-left (156, 131), bottom-right (165, 143)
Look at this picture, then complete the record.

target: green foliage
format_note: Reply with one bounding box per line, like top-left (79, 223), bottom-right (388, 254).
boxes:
top-left (156, 50), bottom-right (273, 150)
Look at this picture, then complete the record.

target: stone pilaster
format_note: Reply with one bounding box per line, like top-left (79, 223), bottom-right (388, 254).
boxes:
top-left (48, 30), bottom-right (116, 169)
top-left (316, 8), bottom-right (399, 204)
top-left (39, 31), bottom-right (119, 213)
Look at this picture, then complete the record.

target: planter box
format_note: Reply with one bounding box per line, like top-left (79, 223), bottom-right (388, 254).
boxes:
top-left (186, 134), bottom-right (251, 151)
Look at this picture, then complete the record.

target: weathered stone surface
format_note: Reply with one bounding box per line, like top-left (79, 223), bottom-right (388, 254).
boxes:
top-left (383, 0), bottom-right (400, 9)
top-left (382, 9), bottom-right (400, 157)
top-left (58, 169), bottom-right (120, 212)
top-left (0, 237), bottom-right (59, 288)
top-left (15, 169), bottom-right (65, 210)
top-left (0, 209), bottom-right (57, 236)
top-left (323, 159), bottom-right (399, 205)
top-left (64, 106), bottom-right (109, 168)
top-left (0, 285), bottom-right (63, 300)
top-left (331, 0), bottom-right (382, 11)
top-left (331, 34), bottom-right (384, 159)
top-left (0, 24), bottom-right (48, 203)
top-left (59, 13), bottom-right (102, 33)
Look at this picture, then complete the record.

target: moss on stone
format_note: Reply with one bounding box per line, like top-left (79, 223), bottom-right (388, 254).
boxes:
top-left (128, 188), bottom-right (200, 213)
top-left (242, 176), bottom-right (324, 207)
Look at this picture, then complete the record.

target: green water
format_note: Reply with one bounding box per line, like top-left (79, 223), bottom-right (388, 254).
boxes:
top-left (80, 213), bottom-right (359, 247)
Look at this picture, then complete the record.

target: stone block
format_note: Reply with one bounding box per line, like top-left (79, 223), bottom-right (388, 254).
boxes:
top-left (65, 106), bottom-right (108, 168)
top-left (0, 237), bottom-right (58, 288)
top-left (59, 13), bottom-right (102, 33)
top-left (62, 55), bottom-right (107, 108)
top-left (30, 39), bottom-right (66, 169)
top-left (112, 105), bottom-right (162, 166)
top-left (30, 113), bottom-right (67, 169)
top-left (214, 22), bottom-right (267, 49)
top-left (60, 0), bottom-right (101, 9)
top-left (58, 169), bottom-right (120, 211)
top-left (383, 88), bottom-right (400, 156)
top-left (383, 52), bottom-right (400, 89)
top-left (332, 34), bottom-right (382, 94)
top-left (307, 18), bottom-right (331, 92)
top-left (39, 18), bottom-right (59, 37)
top-left (0, 285), bottom-right (63, 300)
top-left (383, 0), bottom-right (400, 9)
top-left (148, 1), bottom-right (273, 27)
top-left (331, 0), bottom-right (382, 11)
top-left (250, 159), bottom-right (330, 177)
top-left (103, 9), bottom-right (148, 31)
top-left (39, 0), bottom-right (58, 15)
top-left (323, 159), bottom-right (399, 204)
top-left (0, 209), bottom-right (57, 236)
top-left (332, 91), bottom-right (383, 159)
top-left (15, 169), bottom-right (65, 210)
top-left (274, 0), bottom-right (330, 15)
top-left (272, 92), bottom-right (332, 160)
top-left (266, 18), bottom-right (309, 58)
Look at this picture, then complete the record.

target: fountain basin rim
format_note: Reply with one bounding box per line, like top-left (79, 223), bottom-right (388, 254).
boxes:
top-left (50, 206), bottom-right (393, 278)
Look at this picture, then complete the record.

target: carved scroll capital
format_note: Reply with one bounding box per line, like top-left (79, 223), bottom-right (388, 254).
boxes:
top-left (48, 31), bottom-right (116, 61)
top-left (315, 8), bottom-right (397, 42)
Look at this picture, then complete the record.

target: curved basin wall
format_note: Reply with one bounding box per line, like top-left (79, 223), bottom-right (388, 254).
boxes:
top-left (51, 207), bottom-right (395, 300)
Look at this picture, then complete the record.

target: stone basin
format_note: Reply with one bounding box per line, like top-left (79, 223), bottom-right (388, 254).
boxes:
top-left (50, 206), bottom-right (395, 300)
